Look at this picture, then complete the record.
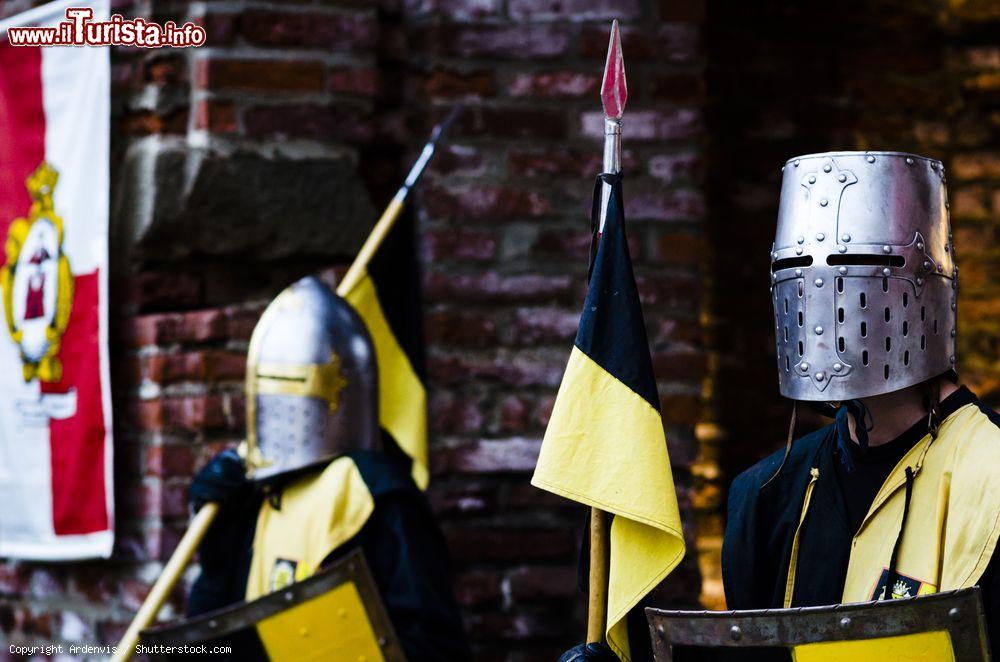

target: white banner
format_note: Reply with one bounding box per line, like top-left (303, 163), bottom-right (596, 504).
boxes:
top-left (0, 0), bottom-right (113, 559)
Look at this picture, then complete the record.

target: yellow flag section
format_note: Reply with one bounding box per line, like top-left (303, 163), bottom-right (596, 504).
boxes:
top-left (343, 274), bottom-right (428, 489)
top-left (533, 348), bottom-right (684, 659)
top-left (338, 199), bottom-right (429, 489)
top-left (531, 175), bottom-right (684, 661)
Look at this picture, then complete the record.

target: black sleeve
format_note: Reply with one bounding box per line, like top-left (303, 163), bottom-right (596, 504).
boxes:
top-left (187, 493), bottom-right (259, 617)
top-left (722, 470), bottom-right (766, 610)
top-left (351, 491), bottom-right (472, 662)
top-left (977, 546), bottom-right (1000, 657)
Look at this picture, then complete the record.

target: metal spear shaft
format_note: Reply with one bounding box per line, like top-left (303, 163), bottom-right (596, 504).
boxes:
top-left (598, 19), bottom-right (625, 235)
top-left (588, 20), bottom-right (627, 645)
top-left (111, 108), bottom-right (460, 662)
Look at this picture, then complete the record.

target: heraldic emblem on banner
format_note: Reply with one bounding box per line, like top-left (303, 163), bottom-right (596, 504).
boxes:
top-left (1, 162), bottom-right (74, 386)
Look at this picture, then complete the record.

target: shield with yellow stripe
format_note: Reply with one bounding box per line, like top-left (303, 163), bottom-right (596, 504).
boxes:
top-left (645, 587), bottom-right (989, 661)
top-left (140, 550), bottom-right (404, 661)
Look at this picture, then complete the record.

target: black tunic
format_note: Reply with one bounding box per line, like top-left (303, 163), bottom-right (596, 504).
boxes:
top-left (722, 386), bottom-right (1000, 653)
top-left (187, 451), bottom-right (471, 662)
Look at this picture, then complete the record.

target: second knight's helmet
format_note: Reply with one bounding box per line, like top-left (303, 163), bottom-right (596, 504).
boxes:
top-left (771, 151), bottom-right (957, 402)
top-left (242, 276), bottom-right (378, 481)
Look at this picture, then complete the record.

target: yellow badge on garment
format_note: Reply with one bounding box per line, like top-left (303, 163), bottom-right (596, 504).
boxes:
top-left (841, 403), bottom-right (1000, 603)
top-left (246, 456), bottom-right (375, 601)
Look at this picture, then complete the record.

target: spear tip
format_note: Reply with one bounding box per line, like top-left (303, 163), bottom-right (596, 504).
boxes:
top-left (601, 19), bottom-right (627, 120)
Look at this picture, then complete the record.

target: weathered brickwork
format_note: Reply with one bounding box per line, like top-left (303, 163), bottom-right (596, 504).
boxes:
top-left (0, 0), bottom-right (997, 659)
top-left (408, 2), bottom-right (707, 656)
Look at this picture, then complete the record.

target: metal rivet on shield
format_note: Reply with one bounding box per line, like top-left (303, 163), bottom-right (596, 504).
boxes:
top-left (950, 355), bottom-right (956, 363)
top-left (923, 260), bottom-right (932, 271)
top-left (937, 265), bottom-right (943, 273)
top-left (795, 269), bottom-right (803, 277)
top-left (816, 233), bottom-right (826, 241)
top-left (730, 626), bottom-right (742, 641)
top-left (882, 245), bottom-right (891, 253)
top-left (867, 155), bottom-right (876, 163)
top-left (842, 233), bottom-right (851, 242)
top-left (797, 236), bottom-right (805, 244)
top-left (800, 363), bottom-right (810, 372)
top-left (814, 326), bottom-right (823, 335)
top-left (285, 592), bottom-right (294, 603)
top-left (838, 266), bottom-right (848, 275)
top-left (794, 159), bottom-right (801, 167)
top-left (656, 625), bottom-right (665, 638)
top-left (815, 371), bottom-right (826, 381)
top-left (906, 157), bottom-right (914, 165)
top-left (838, 245), bottom-right (848, 254)
top-left (916, 277), bottom-right (924, 286)
top-left (951, 329), bottom-right (956, 337)
top-left (820, 198), bottom-right (829, 207)
top-left (808, 175), bottom-right (817, 184)
top-left (949, 607), bottom-right (962, 621)
top-left (882, 268), bottom-right (892, 277)
top-left (796, 247), bottom-right (804, 255)
top-left (840, 617), bottom-right (851, 628)
top-left (815, 278), bottom-right (824, 287)
top-left (838, 174), bottom-right (847, 183)
top-left (833, 362), bottom-right (843, 372)
top-left (917, 242), bottom-right (924, 251)
top-left (823, 164), bottom-right (832, 173)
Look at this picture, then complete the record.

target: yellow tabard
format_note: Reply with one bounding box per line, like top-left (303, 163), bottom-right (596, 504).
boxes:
top-left (841, 402), bottom-right (1000, 602)
top-left (246, 456), bottom-right (375, 601)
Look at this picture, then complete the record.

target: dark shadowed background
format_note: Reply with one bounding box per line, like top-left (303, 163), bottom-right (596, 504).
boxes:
top-left (0, 0), bottom-right (996, 659)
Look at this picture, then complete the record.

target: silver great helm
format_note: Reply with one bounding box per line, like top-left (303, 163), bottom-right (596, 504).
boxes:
top-left (241, 276), bottom-right (379, 481)
top-left (772, 151), bottom-right (957, 402)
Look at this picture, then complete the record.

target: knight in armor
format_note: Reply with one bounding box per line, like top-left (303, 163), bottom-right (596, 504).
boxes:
top-left (723, 152), bottom-right (1000, 649)
top-left (562, 152), bottom-right (1000, 662)
top-left (187, 276), bottom-right (471, 661)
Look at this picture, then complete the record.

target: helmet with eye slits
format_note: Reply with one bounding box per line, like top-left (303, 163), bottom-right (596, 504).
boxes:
top-left (771, 151), bottom-right (957, 402)
top-left (241, 276), bottom-right (379, 481)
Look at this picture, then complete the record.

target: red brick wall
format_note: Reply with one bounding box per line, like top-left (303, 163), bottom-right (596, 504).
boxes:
top-left (2, 1), bottom-right (706, 658)
top-left (408, 1), bottom-right (707, 654)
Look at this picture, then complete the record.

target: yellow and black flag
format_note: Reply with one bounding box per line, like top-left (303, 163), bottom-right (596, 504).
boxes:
top-left (335, 110), bottom-right (462, 490)
top-left (531, 173), bottom-right (685, 660)
top-left (339, 206), bottom-right (428, 489)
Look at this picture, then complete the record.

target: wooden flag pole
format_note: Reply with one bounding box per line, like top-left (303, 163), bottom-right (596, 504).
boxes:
top-left (587, 508), bottom-right (611, 642)
top-left (339, 106), bottom-right (461, 296)
top-left (585, 19), bottom-right (626, 645)
top-left (110, 503), bottom-right (219, 662)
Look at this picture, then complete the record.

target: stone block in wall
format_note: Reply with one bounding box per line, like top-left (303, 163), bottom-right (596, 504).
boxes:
top-left (113, 138), bottom-right (376, 269)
